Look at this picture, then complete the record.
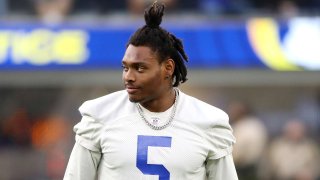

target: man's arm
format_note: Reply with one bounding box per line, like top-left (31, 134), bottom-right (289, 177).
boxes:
top-left (206, 154), bottom-right (238, 180)
top-left (64, 142), bottom-right (102, 180)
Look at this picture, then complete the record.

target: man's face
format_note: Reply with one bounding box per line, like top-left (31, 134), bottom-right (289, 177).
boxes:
top-left (122, 44), bottom-right (168, 103)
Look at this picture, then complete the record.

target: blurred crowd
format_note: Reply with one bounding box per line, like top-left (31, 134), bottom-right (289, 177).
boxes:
top-left (0, 87), bottom-right (118, 179)
top-left (0, 87), bottom-right (89, 179)
top-left (227, 101), bottom-right (320, 180)
top-left (0, 0), bottom-right (318, 24)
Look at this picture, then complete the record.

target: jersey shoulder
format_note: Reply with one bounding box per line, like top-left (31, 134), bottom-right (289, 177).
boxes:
top-left (78, 90), bottom-right (136, 124)
top-left (178, 91), bottom-right (235, 157)
top-left (177, 91), bottom-right (230, 129)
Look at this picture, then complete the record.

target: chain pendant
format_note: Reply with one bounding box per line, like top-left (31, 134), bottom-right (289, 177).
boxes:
top-left (136, 88), bottom-right (178, 130)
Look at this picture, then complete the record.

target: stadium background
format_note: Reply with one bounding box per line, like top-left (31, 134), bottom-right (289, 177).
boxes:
top-left (0, 0), bottom-right (319, 179)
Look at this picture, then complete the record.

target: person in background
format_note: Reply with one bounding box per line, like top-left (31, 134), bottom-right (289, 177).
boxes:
top-left (277, 0), bottom-right (299, 19)
top-left (266, 120), bottom-right (320, 180)
top-left (227, 101), bottom-right (268, 180)
top-left (32, 0), bottom-right (74, 24)
top-left (1, 108), bottom-right (32, 147)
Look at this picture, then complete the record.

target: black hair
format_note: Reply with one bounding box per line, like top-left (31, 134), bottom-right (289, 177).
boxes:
top-left (127, 1), bottom-right (188, 87)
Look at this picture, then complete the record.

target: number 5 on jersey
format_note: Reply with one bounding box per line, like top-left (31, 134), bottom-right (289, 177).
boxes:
top-left (136, 135), bottom-right (172, 180)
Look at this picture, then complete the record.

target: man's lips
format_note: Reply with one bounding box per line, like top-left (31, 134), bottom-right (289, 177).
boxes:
top-left (126, 86), bottom-right (140, 94)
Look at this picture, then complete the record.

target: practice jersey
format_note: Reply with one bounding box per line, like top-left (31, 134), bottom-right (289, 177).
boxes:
top-left (69, 89), bottom-right (236, 180)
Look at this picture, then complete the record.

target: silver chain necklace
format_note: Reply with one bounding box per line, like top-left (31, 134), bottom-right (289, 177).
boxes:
top-left (136, 88), bottom-right (178, 130)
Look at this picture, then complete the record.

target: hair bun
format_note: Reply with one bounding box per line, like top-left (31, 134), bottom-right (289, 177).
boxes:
top-left (144, 1), bottom-right (165, 28)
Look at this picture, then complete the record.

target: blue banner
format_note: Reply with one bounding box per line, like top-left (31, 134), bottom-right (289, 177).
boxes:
top-left (0, 17), bottom-right (319, 70)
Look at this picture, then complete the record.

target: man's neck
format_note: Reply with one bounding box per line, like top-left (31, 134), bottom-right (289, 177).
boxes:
top-left (140, 88), bottom-right (176, 112)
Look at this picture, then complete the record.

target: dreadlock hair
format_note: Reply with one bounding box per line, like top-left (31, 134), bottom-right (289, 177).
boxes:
top-left (127, 1), bottom-right (188, 87)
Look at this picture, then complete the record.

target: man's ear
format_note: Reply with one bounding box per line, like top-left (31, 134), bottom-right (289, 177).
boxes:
top-left (163, 58), bottom-right (175, 78)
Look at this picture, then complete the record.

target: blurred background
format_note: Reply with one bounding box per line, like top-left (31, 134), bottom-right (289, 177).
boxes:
top-left (0, 0), bottom-right (320, 179)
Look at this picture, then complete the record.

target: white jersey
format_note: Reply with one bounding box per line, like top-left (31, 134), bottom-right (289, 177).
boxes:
top-left (64, 89), bottom-right (237, 180)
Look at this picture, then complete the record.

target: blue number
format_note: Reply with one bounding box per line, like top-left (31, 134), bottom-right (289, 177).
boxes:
top-left (136, 135), bottom-right (172, 180)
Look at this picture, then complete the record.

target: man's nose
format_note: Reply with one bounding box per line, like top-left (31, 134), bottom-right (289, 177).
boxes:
top-left (123, 69), bottom-right (136, 82)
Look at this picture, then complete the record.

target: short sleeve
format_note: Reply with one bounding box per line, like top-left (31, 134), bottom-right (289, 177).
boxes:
top-left (206, 123), bottom-right (236, 160)
top-left (74, 116), bottom-right (104, 152)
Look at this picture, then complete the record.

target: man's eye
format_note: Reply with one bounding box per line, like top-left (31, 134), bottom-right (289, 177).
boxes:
top-left (121, 65), bottom-right (128, 71)
top-left (137, 66), bottom-right (145, 72)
